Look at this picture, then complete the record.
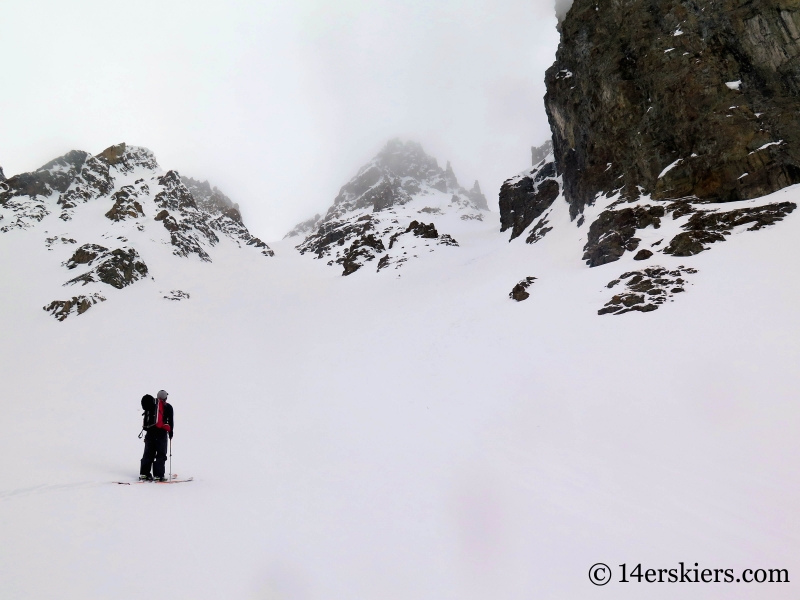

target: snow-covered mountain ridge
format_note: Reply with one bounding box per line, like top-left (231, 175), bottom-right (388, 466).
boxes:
top-left (288, 139), bottom-right (489, 275)
top-left (0, 143), bottom-right (272, 320)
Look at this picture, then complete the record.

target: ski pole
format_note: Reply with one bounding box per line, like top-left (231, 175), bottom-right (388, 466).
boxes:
top-left (169, 437), bottom-right (172, 481)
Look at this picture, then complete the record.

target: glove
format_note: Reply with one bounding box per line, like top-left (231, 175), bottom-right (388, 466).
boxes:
top-left (162, 424), bottom-right (171, 433)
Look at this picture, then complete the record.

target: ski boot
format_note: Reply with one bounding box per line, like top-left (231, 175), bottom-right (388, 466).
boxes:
top-left (139, 474), bottom-right (154, 482)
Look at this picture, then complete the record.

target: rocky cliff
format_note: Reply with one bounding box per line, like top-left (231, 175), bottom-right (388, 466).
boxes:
top-left (499, 0), bottom-right (799, 276)
top-left (494, 0), bottom-right (800, 315)
top-left (545, 0), bottom-right (800, 218)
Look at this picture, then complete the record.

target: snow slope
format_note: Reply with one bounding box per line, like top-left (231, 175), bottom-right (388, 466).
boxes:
top-left (1, 165), bottom-right (800, 599)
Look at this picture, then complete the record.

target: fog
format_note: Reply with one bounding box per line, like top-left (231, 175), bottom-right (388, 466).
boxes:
top-left (0, 1), bottom-right (560, 240)
top-left (555, 0), bottom-right (575, 23)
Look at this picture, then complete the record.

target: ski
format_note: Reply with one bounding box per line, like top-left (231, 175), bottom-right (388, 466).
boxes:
top-left (113, 475), bottom-right (193, 485)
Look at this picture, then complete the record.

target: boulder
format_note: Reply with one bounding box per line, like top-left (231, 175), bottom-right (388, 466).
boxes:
top-left (509, 277), bottom-right (537, 301)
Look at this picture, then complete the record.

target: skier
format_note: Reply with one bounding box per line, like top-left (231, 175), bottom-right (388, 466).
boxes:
top-left (139, 390), bottom-right (174, 482)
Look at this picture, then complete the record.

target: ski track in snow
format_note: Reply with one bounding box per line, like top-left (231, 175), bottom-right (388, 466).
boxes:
top-left (0, 481), bottom-right (101, 501)
top-left (1, 175), bottom-right (800, 598)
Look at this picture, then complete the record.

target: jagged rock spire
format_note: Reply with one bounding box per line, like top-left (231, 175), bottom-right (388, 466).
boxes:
top-left (468, 181), bottom-right (489, 211)
top-left (445, 161), bottom-right (459, 189)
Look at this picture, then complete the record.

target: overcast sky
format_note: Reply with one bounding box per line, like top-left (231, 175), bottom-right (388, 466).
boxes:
top-left (1, 1), bottom-right (560, 240)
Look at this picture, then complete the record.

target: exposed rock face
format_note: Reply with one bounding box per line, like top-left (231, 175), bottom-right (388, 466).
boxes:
top-left (581, 195), bottom-right (796, 266)
top-left (509, 277), bottom-right (537, 301)
top-left (43, 293), bottom-right (106, 321)
top-left (342, 233), bottom-right (386, 275)
top-left (65, 246), bottom-right (149, 289)
top-left (106, 182), bottom-right (146, 221)
top-left (525, 216), bottom-right (553, 244)
top-left (65, 244), bottom-right (109, 269)
top-left (300, 215), bottom-right (382, 275)
top-left (181, 176), bottom-right (243, 224)
top-left (499, 141), bottom-right (560, 242)
top-left (179, 175), bottom-right (273, 257)
top-left (405, 220), bottom-right (438, 239)
top-left (295, 139), bottom-right (485, 275)
top-left (154, 171), bottom-right (217, 261)
top-left (583, 205), bottom-right (665, 267)
top-left (96, 142), bottom-right (158, 173)
top-left (600, 266), bottom-right (697, 315)
top-left (664, 200), bottom-right (796, 256)
top-left (499, 0), bottom-right (800, 272)
top-left (0, 150), bottom-right (113, 227)
top-left (546, 0), bottom-right (800, 218)
top-left (0, 166), bottom-right (5, 181)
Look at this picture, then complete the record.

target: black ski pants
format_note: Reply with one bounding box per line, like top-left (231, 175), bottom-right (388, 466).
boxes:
top-left (140, 433), bottom-right (168, 478)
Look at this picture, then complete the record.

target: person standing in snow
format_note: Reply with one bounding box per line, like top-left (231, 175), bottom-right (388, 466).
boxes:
top-left (139, 390), bottom-right (174, 482)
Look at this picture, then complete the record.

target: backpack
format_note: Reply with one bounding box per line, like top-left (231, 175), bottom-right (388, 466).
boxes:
top-left (141, 394), bottom-right (157, 428)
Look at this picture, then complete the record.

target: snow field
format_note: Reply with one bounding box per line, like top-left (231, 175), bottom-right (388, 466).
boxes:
top-left (1, 183), bottom-right (800, 598)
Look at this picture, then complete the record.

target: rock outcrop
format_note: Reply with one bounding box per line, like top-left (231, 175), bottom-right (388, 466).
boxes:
top-left (64, 246), bottom-right (149, 289)
top-left (43, 293), bottom-right (106, 321)
top-left (106, 182), bottom-right (147, 221)
top-left (663, 200), bottom-right (796, 256)
top-left (582, 205), bottom-right (665, 267)
top-left (96, 142), bottom-right (158, 173)
top-left (545, 0), bottom-right (800, 218)
top-left (499, 141), bottom-right (560, 242)
top-left (600, 266), bottom-right (697, 315)
top-left (181, 176), bottom-right (243, 223)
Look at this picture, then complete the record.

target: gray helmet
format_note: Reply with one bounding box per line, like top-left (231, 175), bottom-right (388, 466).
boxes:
top-left (157, 390), bottom-right (168, 400)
